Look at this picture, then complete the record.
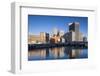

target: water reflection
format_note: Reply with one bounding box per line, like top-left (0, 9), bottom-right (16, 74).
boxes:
top-left (28, 47), bottom-right (88, 61)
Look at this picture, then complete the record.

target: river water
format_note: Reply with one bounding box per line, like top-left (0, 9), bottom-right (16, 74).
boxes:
top-left (28, 47), bottom-right (88, 61)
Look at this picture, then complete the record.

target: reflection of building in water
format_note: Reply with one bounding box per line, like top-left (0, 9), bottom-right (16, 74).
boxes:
top-left (50, 47), bottom-right (65, 58)
top-left (64, 47), bottom-right (82, 58)
top-left (50, 48), bottom-right (58, 58)
top-left (64, 22), bottom-right (83, 42)
top-left (28, 47), bottom-right (83, 60)
top-left (28, 32), bottom-right (49, 44)
top-left (28, 49), bottom-right (46, 59)
top-left (28, 47), bottom-right (65, 60)
top-left (71, 49), bottom-right (82, 58)
top-left (59, 47), bottom-right (65, 57)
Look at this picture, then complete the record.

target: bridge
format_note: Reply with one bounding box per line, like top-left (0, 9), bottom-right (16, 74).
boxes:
top-left (28, 41), bottom-right (88, 50)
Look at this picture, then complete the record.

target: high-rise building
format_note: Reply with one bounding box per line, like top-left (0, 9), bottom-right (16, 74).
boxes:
top-left (64, 22), bottom-right (83, 42)
top-left (69, 22), bottom-right (79, 32)
top-left (68, 22), bottom-right (80, 41)
top-left (64, 31), bottom-right (75, 42)
top-left (79, 32), bottom-right (83, 41)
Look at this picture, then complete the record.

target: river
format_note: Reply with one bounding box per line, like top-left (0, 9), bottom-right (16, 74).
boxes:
top-left (28, 46), bottom-right (88, 61)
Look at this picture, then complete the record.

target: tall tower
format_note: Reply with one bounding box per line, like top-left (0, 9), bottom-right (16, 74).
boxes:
top-left (69, 22), bottom-right (79, 32)
top-left (68, 22), bottom-right (80, 41)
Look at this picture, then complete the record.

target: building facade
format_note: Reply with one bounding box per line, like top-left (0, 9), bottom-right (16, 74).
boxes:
top-left (28, 32), bottom-right (50, 44)
top-left (64, 22), bottom-right (83, 42)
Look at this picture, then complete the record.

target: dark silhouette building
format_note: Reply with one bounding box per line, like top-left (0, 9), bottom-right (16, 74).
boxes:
top-left (46, 33), bottom-right (50, 43)
top-left (69, 22), bottom-right (79, 32)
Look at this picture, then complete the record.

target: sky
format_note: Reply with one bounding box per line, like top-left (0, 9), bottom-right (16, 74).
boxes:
top-left (28, 15), bottom-right (88, 37)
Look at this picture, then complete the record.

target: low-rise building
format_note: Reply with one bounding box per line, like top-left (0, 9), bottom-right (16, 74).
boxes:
top-left (28, 32), bottom-right (50, 44)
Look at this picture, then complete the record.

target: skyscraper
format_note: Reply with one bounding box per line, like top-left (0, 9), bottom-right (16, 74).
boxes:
top-left (64, 22), bottom-right (83, 42)
top-left (69, 22), bottom-right (79, 32)
top-left (68, 22), bottom-right (80, 41)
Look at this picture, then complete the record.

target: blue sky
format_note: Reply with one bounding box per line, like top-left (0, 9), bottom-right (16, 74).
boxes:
top-left (28, 15), bottom-right (88, 37)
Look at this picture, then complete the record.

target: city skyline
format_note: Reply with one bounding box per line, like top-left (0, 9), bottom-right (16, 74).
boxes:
top-left (28, 15), bottom-right (88, 37)
top-left (28, 15), bottom-right (88, 60)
